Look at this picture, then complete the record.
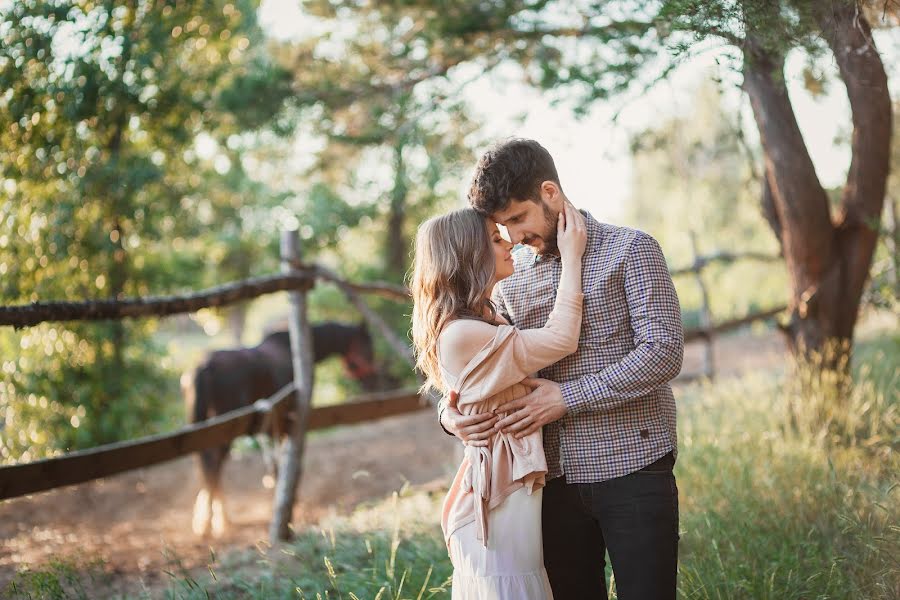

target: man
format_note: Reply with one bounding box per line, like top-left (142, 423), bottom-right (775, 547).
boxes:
top-left (439, 138), bottom-right (684, 599)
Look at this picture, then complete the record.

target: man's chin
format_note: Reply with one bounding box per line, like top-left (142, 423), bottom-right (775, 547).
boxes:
top-left (528, 239), bottom-right (557, 257)
top-left (524, 239), bottom-right (545, 253)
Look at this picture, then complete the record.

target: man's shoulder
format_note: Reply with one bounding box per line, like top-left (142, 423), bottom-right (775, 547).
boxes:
top-left (590, 221), bottom-right (656, 255)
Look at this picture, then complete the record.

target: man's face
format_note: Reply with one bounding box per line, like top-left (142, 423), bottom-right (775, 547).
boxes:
top-left (491, 189), bottom-right (561, 255)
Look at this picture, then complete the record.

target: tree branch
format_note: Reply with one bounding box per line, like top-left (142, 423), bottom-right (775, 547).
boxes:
top-left (741, 36), bottom-right (835, 296)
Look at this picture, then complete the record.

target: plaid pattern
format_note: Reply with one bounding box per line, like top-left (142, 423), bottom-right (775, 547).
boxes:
top-left (493, 211), bottom-right (684, 483)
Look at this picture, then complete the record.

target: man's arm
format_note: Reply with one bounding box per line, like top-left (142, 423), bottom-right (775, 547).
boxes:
top-left (558, 232), bottom-right (684, 415)
top-left (439, 391), bottom-right (497, 446)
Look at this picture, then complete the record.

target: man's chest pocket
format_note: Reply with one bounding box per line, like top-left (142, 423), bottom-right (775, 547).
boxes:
top-left (582, 283), bottom-right (629, 343)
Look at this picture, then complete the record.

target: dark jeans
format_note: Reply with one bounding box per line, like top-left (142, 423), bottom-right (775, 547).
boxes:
top-left (542, 452), bottom-right (680, 599)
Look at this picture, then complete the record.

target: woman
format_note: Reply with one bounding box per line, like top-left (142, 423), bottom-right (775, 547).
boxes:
top-left (410, 201), bottom-right (586, 598)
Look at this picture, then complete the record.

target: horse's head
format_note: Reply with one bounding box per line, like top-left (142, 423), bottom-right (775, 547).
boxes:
top-left (342, 322), bottom-right (380, 390)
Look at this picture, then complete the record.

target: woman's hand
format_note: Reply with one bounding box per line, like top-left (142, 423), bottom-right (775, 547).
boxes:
top-left (557, 200), bottom-right (586, 262)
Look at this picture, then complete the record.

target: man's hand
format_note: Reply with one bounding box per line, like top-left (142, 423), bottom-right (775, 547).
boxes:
top-left (441, 391), bottom-right (498, 447)
top-left (493, 378), bottom-right (567, 438)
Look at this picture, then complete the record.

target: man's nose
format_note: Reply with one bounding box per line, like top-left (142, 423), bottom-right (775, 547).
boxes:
top-left (506, 226), bottom-right (525, 245)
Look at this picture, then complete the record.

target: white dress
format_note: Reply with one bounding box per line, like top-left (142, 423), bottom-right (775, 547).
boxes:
top-left (448, 487), bottom-right (554, 599)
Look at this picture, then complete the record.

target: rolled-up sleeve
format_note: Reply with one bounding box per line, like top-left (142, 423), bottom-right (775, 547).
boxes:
top-left (560, 232), bottom-right (683, 415)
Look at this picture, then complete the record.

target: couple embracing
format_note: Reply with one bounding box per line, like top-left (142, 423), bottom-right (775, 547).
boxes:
top-left (410, 139), bottom-right (684, 599)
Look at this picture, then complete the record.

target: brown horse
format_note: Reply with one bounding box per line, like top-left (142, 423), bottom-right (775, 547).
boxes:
top-left (183, 321), bottom-right (379, 537)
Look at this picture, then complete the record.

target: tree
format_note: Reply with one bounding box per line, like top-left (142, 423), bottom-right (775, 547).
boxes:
top-left (278, 1), bottom-right (481, 282)
top-left (322, 0), bottom-right (894, 374)
top-left (0, 0), bottom-right (289, 460)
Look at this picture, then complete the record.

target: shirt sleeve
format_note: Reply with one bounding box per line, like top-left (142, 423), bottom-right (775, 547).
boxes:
top-left (559, 232), bottom-right (684, 415)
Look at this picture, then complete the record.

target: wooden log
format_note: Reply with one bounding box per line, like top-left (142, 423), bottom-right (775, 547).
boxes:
top-left (307, 389), bottom-right (426, 430)
top-left (0, 388), bottom-right (430, 502)
top-left (303, 265), bottom-right (410, 301)
top-left (0, 273), bottom-right (314, 328)
top-left (269, 230), bottom-right (316, 543)
top-left (683, 305), bottom-right (787, 343)
top-left (0, 386), bottom-right (295, 500)
top-left (314, 265), bottom-right (416, 369)
top-left (670, 251), bottom-right (780, 277)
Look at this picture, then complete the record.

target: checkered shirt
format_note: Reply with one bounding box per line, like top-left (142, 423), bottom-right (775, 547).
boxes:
top-left (493, 211), bottom-right (684, 483)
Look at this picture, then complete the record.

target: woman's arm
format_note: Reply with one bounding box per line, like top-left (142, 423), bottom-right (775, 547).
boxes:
top-left (440, 201), bottom-right (586, 398)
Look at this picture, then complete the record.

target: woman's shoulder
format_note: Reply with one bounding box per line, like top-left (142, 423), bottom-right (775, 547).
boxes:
top-left (438, 318), bottom-right (505, 368)
top-left (440, 318), bottom-right (497, 347)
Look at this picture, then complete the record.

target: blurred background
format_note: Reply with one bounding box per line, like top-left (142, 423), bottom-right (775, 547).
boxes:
top-left (0, 1), bottom-right (897, 598)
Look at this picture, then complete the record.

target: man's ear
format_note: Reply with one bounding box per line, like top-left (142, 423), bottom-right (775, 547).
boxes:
top-left (540, 181), bottom-right (563, 210)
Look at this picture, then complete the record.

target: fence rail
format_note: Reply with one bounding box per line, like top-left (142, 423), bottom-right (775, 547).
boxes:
top-left (0, 387), bottom-right (426, 501)
top-left (0, 273), bottom-right (313, 328)
top-left (683, 305), bottom-right (787, 343)
top-left (0, 250), bottom-right (778, 328)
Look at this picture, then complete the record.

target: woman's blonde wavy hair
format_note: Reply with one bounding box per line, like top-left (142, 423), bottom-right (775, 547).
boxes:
top-left (410, 208), bottom-right (497, 395)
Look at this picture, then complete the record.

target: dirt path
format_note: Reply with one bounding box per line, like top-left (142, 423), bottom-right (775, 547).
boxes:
top-left (0, 331), bottom-right (787, 595)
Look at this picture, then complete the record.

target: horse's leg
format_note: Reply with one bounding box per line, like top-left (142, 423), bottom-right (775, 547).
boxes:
top-left (207, 444), bottom-right (230, 537)
top-left (187, 366), bottom-right (217, 537)
top-left (192, 444), bottom-right (230, 537)
top-left (259, 434), bottom-right (277, 489)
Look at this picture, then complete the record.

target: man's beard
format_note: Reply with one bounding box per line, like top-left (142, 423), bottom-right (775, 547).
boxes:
top-left (522, 202), bottom-right (559, 256)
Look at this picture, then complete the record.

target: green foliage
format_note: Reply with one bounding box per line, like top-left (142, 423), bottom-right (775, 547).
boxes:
top-left (675, 347), bottom-right (899, 599)
top-left (0, 320), bottom-right (182, 462)
top-left (0, 0), bottom-right (291, 460)
top-left (275, 2), bottom-right (480, 281)
top-left (782, 332), bottom-right (899, 453)
top-left (5, 554), bottom-right (108, 600)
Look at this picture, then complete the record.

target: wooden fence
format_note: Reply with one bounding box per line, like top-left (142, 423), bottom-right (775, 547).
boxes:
top-left (0, 235), bottom-right (784, 542)
top-left (0, 229), bottom-right (424, 544)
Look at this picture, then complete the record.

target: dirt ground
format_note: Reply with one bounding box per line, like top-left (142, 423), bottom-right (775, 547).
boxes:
top-left (0, 331), bottom-right (787, 596)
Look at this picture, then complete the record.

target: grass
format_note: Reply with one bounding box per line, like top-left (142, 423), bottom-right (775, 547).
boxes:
top-left (6, 328), bottom-right (898, 599)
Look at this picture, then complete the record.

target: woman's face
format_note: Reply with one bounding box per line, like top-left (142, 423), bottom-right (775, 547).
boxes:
top-left (487, 218), bottom-right (515, 282)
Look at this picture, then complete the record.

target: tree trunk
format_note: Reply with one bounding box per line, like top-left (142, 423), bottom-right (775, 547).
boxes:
top-left (385, 141), bottom-right (408, 280)
top-left (742, 5), bottom-right (891, 373)
top-left (228, 302), bottom-right (248, 345)
top-left (816, 2), bottom-right (892, 337)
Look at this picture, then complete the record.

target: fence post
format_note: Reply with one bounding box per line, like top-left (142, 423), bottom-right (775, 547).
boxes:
top-left (269, 229), bottom-right (315, 542)
top-left (690, 231), bottom-right (715, 379)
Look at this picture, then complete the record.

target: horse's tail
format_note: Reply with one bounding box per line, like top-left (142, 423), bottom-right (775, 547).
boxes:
top-left (188, 364), bottom-right (220, 490)
top-left (193, 364), bottom-right (212, 425)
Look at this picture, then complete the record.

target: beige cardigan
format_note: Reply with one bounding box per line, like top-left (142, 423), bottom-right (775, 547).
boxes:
top-left (438, 289), bottom-right (584, 547)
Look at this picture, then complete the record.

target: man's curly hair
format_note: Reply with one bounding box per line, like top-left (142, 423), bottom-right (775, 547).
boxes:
top-left (467, 138), bottom-right (562, 216)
